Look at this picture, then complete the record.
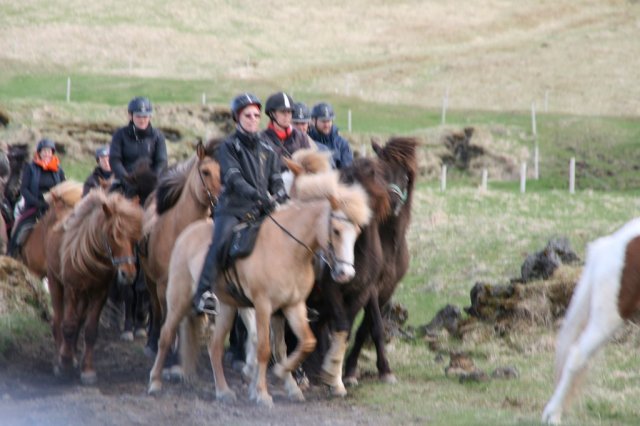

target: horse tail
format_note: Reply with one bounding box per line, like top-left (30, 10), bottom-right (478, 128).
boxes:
top-left (179, 314), bottom-right (203, 382)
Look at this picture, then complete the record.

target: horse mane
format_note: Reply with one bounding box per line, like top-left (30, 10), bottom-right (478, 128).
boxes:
top-left (44, 180), bottom-right (83, 206)
top-left (204, 137), bottom-right (223, 159)
top-left (294, 170), bottom-right (339, 200)
top-left (124, 160), bottom-right (158, 205)
top-left (155, 156), bottom-right (196, 215)
top-left (341, 157), bottom-right (391, 222)
top-left (334, 183), bottom-right (371, 226)
top-left (291, 148), bottom-right (332, 174)
top-left (376, 136), bottom-right (419, 182)
top-left (61, 190), bottom-right (143, 279)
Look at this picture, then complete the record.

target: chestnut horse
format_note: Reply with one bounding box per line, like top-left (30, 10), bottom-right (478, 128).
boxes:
top-left (18, 180), bottom-right (84, 278)
top-left (140, 139), bottom-right (221, 356)
top-left (303, 137), bottom-right (417, 396)
top-left (148, 175), bottom-right (371, 407)
top-left (542, 218), bottom-right (640, 424)
top-left (46, 190), bottom-right (143, 384)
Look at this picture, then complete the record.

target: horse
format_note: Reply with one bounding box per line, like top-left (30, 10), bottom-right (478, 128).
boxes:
top-left (1, 143), bottom-right (30, 236)
top-left (46, 189), bottom-right (143, 384)
top-left (140, 139), bottom-right (222, 355)
top-left (302, 137), bottom-right (417, 396)
top-left (18, 181), bottom-right (84, 278)
top-left (148, 174), bottom-right (371, 408)
top-left (542, 218), bottom-right (640, 424)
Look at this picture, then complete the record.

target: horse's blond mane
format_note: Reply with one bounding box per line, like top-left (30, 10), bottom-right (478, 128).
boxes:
top-left (44, 180), bottom-right (84, 206)
top-left (334, 183), bottom-right (371, 227)
top-left (291, 148), bottom-right (332, 174)
top-left (61, 190), bottom-right (143, 279)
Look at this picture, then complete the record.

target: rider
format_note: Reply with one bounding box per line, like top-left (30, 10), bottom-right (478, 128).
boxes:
top-left (291, 102), bottom-right (312, 136)
top-left (260, 92), bottom-right (312, 169)
top-left (308, 102), bottom-right (353, 169)
top-left (82, 146), bottom-right (112, 196)
top-left (109, 96), bottom-right (167, 193)
top-left (192, 92), bottom-right (288, 315)
top-left (8, 138), bottom-right (65, 257)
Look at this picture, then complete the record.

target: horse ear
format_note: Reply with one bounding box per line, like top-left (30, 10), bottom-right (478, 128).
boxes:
top-left (102, 202), bottom-right (113, 218)
top-left (327, 193), bottom-right (339, 211)
top-left (282, 157), bottom-right (304, 177)
top-left (196, 139), bottom-right (205, 160)
top-left (371, 140), bottom-right (383, 157)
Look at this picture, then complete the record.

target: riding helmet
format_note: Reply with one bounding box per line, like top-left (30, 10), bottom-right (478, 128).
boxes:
top-left (36, 138), bottom-right (56, 153)
top-left (265, 92), bottom-right (294, 116)
top-left (95, 146), bottom-right (110, 160)
top-left (311, 102), bottom-right (335, 120)
top-left (128, 96), bottom-right (153, 116)
top-left (291, 102), bottom-right (311, 123)
top-left (230, 93), bottom-right (262, 121)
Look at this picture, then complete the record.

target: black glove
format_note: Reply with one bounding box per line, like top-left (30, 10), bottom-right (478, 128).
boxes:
top-left (275, 192), bottom-right (289, 205)
top-left (256, 193), bottom-right (276, 215)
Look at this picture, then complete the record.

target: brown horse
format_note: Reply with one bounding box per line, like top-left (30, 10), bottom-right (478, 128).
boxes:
top-left (46, 190), bottom-right (143, 384)
top-left (140, 139), bottom-right (222, 355)
top-left (148, 175), bottom-right (371, 407)
top-left (303, 137), bottom-right (418, 395)
top-left (18, 181), bottom-right (84, 278)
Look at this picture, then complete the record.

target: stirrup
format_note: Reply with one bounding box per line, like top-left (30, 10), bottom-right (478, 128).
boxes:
top-left (195, 290), bottom-right (219, 316)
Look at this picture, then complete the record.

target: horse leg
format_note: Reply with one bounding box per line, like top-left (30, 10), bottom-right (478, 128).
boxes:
top-left (252, 302), bottom-right (274, 408)
top-left (120, 284), bottom-right (135, 341)
top-left (144, 275), bottom-right (162, 357)
top-left (48, 275), bottom-right (64, 375)
top-left (542, 315), bottom-right (622, 425)
top-left (318, 282), bottom-right (350, 397)
top-left (238, 308), bottom-right (258, 385)
top-left (343, 307), bottom-right (372, 386)
top-left (270, 313), bottom-right (299, 400)
top-left (272, 303), bottom-right (316, 402)
top-left (134, 275), bottom-right (150, 339)
top-left (80, 290), bottom-right (108, 385)
top-left (207, 303), bottom-right (237, 403)
top-left (148, 298), bottom-right (185, 394)
top-left (59, 288), bottom-right (80, 376)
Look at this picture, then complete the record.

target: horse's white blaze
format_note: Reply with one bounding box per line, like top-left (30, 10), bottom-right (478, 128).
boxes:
top-left (330, 212), bottom-right (359, 283)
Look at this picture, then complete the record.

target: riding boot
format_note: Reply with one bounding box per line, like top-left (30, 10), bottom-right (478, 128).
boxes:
top-left (192, 241), bottom-right (219, 315)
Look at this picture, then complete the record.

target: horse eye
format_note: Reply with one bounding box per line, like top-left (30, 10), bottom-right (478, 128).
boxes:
top-left (333, 229), bottom-right (340, 238)
top-left (201, 170), bottom-right (211, 177)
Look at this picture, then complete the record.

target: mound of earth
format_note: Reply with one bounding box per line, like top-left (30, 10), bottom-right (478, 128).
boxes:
top-left (0, 256), bottom-right (49, 320)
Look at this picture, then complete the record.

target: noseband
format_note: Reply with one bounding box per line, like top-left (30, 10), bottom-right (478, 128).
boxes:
top-left (103, 234), bottom-right (136, 267)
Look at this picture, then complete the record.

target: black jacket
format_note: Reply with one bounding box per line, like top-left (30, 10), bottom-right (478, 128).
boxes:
top-left (216, 129), bottom-right (286, 219)
top-left (83, 166), bottom-right (113, 196)
top-left (261, 127), bottom-right (311, 171)
top-left (110, 122), bottom-right (167, 181)
top-left (20, 162), bottom-right (65, 210)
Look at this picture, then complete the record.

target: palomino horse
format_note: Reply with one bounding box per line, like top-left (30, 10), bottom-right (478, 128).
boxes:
top-left (302, 137), bottom-right (417, 396)
top-left (46, 190), bottom-right (143, 384)
top-left (17, 181), bottom-right (84, 278)
top-left (542, 218), bottom-right (640, 424)
top-left (140, 139), bottom-right (222, 355)
top-left (148, 175), bottom-right (371, 407)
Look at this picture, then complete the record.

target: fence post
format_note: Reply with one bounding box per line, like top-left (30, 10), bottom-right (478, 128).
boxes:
top-left (440, 165), bottom-right (447, 192)
top-left (534, 144), bottom-right (539, 180)
top-left (531, 102), bottom-right (537, 137)
top-left (348, 109), bottom-right (352, 132)
top-left (481, 169), bottom-right (488, 191)
top-left (201, 93), bottom-right (206, 105)
top-left (520, 162), bottom-right (527, 193)
top-left (441, 86), bottom-right (449, 125)
top-left (66, 77), bottom-right (71, 103)
top-left (569, 157), bottom-right (575, 194)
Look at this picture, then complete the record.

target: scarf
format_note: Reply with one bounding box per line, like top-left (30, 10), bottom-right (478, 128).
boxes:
top-left (268, 122), bottom-right (292, 142)
top-left (33, 153), bottom-right (60, 172)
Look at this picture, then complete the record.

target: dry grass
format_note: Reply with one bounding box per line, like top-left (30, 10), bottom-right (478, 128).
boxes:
top-left (1, 1), bottom-right (639, 116)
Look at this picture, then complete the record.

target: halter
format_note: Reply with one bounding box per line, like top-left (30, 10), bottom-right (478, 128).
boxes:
top-left (102, 234), bottom-right (136, 267)
top-left (388, 183), bottom-right (408, 205)
top-left (267, 209), bottom-right (356, 272)
top-left (197, 162), bottom-right (219, 216)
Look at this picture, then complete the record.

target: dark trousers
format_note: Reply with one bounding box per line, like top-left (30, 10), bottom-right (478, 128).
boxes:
top-left (195, 213), bottom-right (239, 299)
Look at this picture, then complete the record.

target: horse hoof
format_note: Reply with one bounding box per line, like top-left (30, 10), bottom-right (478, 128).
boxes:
top-left (120, 331), bottom-right (134, 342)
top-left (287, 387), bottom-right (305, 402)
top-left (330, 384), bottom-right (347, 397)
top-left (380, 373), bottom-right (397, 384)
top-left (169, 365), bottom-right (184, 382)
top-left (256, 393), bottom-right (274, 409)
top-left (343, 376), bottom-right (359, 387)
top-left (134, 328), bottom-right (147, 339)
top-left (216, 390), bottom-right (237, 403)
top-left (148, 381), bottom-right (162, 395)
top-left (542, 405), bottom-right (562, 425)
top-left (80, 371), bottom-right (97, 385)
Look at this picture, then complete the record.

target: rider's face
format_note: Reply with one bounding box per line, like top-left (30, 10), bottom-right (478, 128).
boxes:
top-left (315, 118), bottom-right (333, 135)
top-left (238, 105), bottom-right (262, 133)
top-left (272, 109), bottom-right (292, 130)
top-left (131, 113), bottom-right (151, 130)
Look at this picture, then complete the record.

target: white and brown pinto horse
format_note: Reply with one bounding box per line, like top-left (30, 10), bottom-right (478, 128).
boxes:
top-left (543, 218), bottom-right (640, 424)
top-left (148, 173), bottom-right (371, 407)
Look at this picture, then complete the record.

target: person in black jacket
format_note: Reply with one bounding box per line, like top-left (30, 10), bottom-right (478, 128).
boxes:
top-left (109, 96), bottom-right (167, 194)
top-left (192, 93), bottom-right (288, 315)
top-left (260, 92), bottom-right (312, 170)
top-left (8, 138), bottom-right (65, 257)
top-left (82, 146), bottom-right (112, 196)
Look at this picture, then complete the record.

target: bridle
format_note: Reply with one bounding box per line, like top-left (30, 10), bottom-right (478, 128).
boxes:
top-left (388, 182), bottom-right (408, 215)
top-left (196, 161), bottom-right (219, 216)
top-left (103, 234), bottom-right (136, 267)
top-left (267, 209), bottom-right (357, 273)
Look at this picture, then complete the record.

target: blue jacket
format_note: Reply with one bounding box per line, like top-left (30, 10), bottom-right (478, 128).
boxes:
top-left (308, 126), bottom-right (353, 169)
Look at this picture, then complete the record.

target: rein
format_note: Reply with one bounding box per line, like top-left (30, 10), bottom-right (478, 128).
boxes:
top-left (197, 164), bottom-right (218, 216)
top-left (102, 234), bottom-right (136, 266)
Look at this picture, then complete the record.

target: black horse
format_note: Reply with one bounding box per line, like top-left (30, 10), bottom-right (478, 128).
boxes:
top-left (304, 137), bottom-right (418, 395)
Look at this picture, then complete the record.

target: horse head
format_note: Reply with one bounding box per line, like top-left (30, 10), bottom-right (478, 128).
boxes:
top-left (194, 138), bottom-right (222, 210)
top-left (5, 143), bottom-right (29, 206)
top-left (124, 159), bottom-right (158, 206)
top-left (372, 137), bottom-right (418, 217)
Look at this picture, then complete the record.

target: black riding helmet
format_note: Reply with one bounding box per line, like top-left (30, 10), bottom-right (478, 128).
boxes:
top-left (311, 102), bottom-right (335, 120)
top-left (95, 146), bottom-right (109, 161)
top-left (230, 92), bottom-right (262, 122)
top-left (265, 92), bottom-right (294, 117)
top-left (128, 96), bottom-right (153, 116)
top-left (36, 138), bottom-right (56, 153)
top-left (291, 102), bottom-right (311, 123)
